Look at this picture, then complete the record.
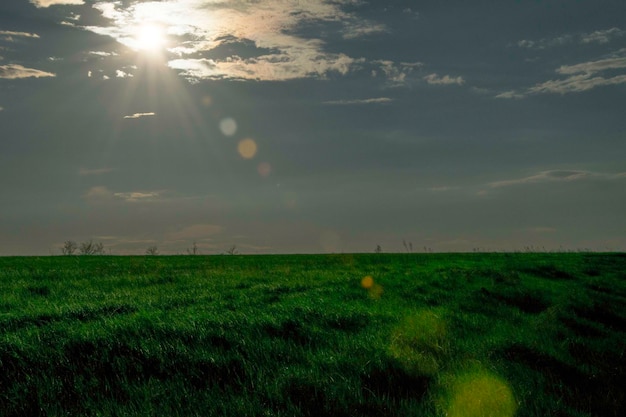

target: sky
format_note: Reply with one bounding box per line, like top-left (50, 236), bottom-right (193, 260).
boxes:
top-left (1, 0), bottom-right (625, 255)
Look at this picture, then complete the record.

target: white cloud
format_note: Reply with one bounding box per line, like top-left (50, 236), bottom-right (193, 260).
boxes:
top-left (516, 28), bottom-right (625, 50)
top-left (81, 0), bottom-right (385, 82)
top-left (556, 57), bottom-right (626, 75)
top-left (516, 34), bottom-right (573, 49)
top-left (169, 53), bottom-right (359, 82)
top-left (30, 0), bottom-right (84, 7)
top-left (84, 186), bottom-right (165, 203)
top-left (528, 73), bottom-right (626, 94)
top-left (0, 64), bottom-right (55, 79)
top-left (495, 90), bottom-right (524, 99)
top-left (84, 185), bottom-right (114, 202)
top-left (516, 39), bottom-right (535, 49)
top-left (500, 55), bottom-right (626, 97)
top-left (116, 69), bottom-right (133, 78)
top-left (424, 73), bottom-right (465, 86)
top-left (580, 28), bottom-right (625, 44)
top-left (489, 170), bottom-right (626, 188)
top-left (342, 22), bottom-right (387, 39)
top-left (372, 60), bottom-right (423, 85)
top-left (89, 51), bottom-right (117, 57)
top-left (323, 97), bottom-right (393, 105)
top-left (528, 56), bottom-right (626, 94)
top-left (0, 106), bottom-right (4, 111)
top-left (123, 112), bottom-right (155, 119)
top-left (113, 191), bottom-right (162, 203)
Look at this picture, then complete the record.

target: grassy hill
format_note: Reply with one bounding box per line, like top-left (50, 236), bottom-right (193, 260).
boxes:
top-left (1, 253), bottom-right (625, 416)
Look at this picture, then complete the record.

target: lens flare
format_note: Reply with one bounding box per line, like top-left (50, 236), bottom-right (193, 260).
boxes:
top-left (441, 369), bottom-right (517, 417)
top-left (238, 138), bottom-right (257, 159)
top-left (258, 162), bottom-right (271, 177)
top-left (201, 96), bottom-right (212, 107)
top-left (219, 117), bottom-right (237, 136)
top-left (361, 276), bottom-right (374, 289)
top-left (388, 310), bottom-right (449, 376)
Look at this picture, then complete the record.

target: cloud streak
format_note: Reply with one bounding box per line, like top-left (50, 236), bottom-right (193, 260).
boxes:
top-left (498, 55), bottom-right (626, 97)
top-left (123, 112), bottom-right (155, 119)
top-left (581, 28), bottom-right (625, 44)
top-left (84, 186), bottom-right (165, 203)
top-left (516, 27), bottom-right (624, 49)
top-left (424, 73), bottom-right (465, 86)
top-left (528, 56), bottom-right (626, 94)
top-left (556, 57), bottom-right (626, 75)
top-left (0, 31), bottom-right (40, 40)
top-left (323, 97), bottom-right (393, 105)
top-left (0, 64), bottom-right (55, 79)
top-left (30, 0), bottom-right (84, 7)
top-left (113, 191), bottom-right (162, 203)
top-left (489, 170), bottom-right (626, 188)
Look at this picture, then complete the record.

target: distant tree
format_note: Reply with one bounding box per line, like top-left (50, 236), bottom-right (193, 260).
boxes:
top-left (375, 244), bottom-right (383, 254)
top-left (187, 241), bottom-right (199, 255)
top-left (80, 240), bottom-right (105, 255)
top-left (402, 240), bottom-right (413, 253)
top-left (145, 246), bottom-right (159, 256)
top-left (226, 245), bottom-right (238, 255)
top-left (61, 240), bottom-right (78, 255)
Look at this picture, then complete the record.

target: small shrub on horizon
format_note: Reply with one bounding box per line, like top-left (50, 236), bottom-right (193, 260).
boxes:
top-left (79, 240), bottom-right (105, 255)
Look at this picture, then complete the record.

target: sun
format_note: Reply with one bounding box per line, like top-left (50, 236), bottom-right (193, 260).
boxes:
top-left (132, 24), bottom-right (166, 52)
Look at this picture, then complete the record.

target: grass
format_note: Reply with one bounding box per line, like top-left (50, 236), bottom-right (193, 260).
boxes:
top-left (1, 252), bottom-right (625, 416)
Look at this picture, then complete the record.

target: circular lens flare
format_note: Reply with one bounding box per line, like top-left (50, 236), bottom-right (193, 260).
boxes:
top-left (258, 162), bottom-right (271, 177)
top-left (220, 118), bottom-right (237, 136)
top-left (238, 138), bottom-right (257, 159)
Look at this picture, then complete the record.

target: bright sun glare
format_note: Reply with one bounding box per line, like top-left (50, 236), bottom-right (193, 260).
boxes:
top-left (133, 24), bottom-right (166, 52)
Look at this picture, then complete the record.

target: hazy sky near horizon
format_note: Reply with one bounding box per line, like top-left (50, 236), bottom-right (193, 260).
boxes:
top-left (1, 0), bottom-right (625, 255)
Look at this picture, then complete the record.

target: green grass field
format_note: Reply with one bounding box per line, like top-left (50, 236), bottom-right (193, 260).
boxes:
top-left (1, 253), bottom-right (625, 416)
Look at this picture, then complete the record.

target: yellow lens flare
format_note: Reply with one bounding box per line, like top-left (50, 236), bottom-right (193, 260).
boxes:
top-left (238, 138), bottom-right (258, 159)
top-left (361, 276), bottom-right (383, 299)
top-left (361, 276), bottom-right (374, 289)
top-left (388, 310), bottom-right (449, 376)
top-left (441, 369), bottom-right (517, 417)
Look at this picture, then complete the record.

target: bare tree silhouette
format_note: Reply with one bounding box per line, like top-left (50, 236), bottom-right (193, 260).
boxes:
top-left (61, 240), bottom-right (78, 255)
top-left (79, 240), bottom-right (105, 255)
